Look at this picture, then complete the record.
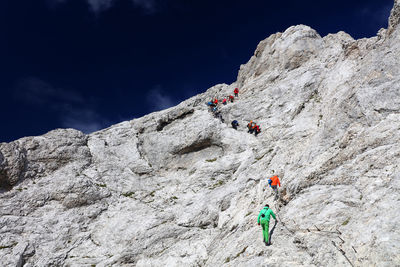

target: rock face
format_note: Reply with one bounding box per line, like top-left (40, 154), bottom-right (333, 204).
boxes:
top-left (388, 0), bottom-right (400, 34)
top-left (1, 2), bottom-right (400, 266)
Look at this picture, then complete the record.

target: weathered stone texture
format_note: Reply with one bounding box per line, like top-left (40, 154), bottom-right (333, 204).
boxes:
top-left (1, 1), bottom-right (400, 266)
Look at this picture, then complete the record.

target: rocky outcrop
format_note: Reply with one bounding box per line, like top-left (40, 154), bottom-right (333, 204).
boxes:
top-left (1, 1), bottom-right (400, 266)
top-left (0, 129), bottom-right (90, 188)
top-left (0, 142), bottom-right (27, 187)
top-left (388, 0), bottom-right (400, 35)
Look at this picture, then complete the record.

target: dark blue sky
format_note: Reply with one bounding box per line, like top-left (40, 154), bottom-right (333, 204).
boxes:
top-left (0, 0), bottom-right (394, 142)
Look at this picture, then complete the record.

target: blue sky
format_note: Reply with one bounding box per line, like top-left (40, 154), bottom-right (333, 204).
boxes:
top-left (0, 0), bottom-right (394, 142)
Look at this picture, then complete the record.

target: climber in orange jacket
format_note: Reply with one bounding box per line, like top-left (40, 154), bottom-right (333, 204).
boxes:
top-left (268, 175), bottom-right (281, 200)
top-left (247, 121), bottom-right (255, 133)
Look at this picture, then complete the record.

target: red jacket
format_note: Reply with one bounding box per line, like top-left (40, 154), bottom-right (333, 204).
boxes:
top-left (214, 99), bottom-right (218, 104)
top-left (270, 176), bottom-right (281, 186)
top-left (229, 95), bottom-right (234, 99)
top-left (234, 88), bottom-right (239, 94)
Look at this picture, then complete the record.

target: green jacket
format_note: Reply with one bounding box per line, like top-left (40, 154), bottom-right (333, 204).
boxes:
top-left (257, 207), bottom-right (276, 224)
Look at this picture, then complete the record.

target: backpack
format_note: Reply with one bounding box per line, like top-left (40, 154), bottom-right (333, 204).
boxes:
top-left (260, 208), bottom-right (269, 224)
top-left (268, 179), bottom-right (272, 187)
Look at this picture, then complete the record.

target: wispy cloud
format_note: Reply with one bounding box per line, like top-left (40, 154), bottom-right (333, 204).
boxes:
top-left (132, 0), bottom-right (158, 14)
top-left (87, 0), bottom-right (114, 14)
top-left (50, 0), bottom-right (161, 14)
top-left (17, 77), bottom-right (84, 106)
top-left (146, 85), bottom-right (176, 112)
top-left (61, 106), bottom-right (110, 133)
top-left (16, 77), bottom-right (110, 134)
top-left (360, 3), bottom-right (393, 29)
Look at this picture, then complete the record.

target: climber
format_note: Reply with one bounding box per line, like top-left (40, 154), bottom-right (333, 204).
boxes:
top-left (207, 101), bottom-right (214, 107)
top-left (257, 204), bottom-right (277, 245)
top-left (251, 123), bottom-right (257, 133)
top-left (215, 111), bottom-right (224, 122)
top-left (231, 120), bottom-right (239, 130)
top-left (208, 98), bottom-right (217, 107)
top-left (268, 175), bottom-right (281, 200)
top-left (254, 124), bottom-right (261, 136)
top-left (213, 98), bottom-right (219, 105)
top-left (222, 98), bottom-right (227, 105)
top-left (247, 121), bottom-right (255, 133)
top-left (229, 95), bottom-right (234, 103)
top-left (234, 88), bottom-right (239, 97)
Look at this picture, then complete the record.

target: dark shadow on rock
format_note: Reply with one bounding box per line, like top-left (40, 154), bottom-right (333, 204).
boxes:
top-left (268, 220), bottom-right (278, 245)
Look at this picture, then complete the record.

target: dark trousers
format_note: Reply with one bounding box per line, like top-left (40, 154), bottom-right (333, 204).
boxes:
top-left (272, 185), bottom-right (279, 200)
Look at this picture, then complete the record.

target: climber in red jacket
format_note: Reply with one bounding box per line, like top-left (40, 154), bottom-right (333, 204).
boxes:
top-left (234, 88), bottom-right (239, 97)
top-left (229, 95), bottom-right (234, 103)
top-left (254, 125), bottom-right (261, 136)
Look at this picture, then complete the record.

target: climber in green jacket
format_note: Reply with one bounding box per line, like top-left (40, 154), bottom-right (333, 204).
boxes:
top-left (257, 204), bottom-right (277, 245)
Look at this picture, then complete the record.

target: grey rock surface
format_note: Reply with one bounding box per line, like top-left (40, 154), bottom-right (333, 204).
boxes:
top-left (1, 1), bottom-right (400, 266)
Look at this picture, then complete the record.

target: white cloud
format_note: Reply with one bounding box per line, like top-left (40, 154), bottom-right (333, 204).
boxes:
top-left (16, 77), bottom-right (110, 134)
top-left (50, 0), bottom-right (160, 14)
top-left (61, 107), bottom-right (110, 133)
top-left (146, 86), bottom-right (175, 111)
top-left (87, 0), bottom-right (114, 14)
top-left (16, 77), bottom-right (84, 106)
top-left (132, 0), bottom-right (157, 14)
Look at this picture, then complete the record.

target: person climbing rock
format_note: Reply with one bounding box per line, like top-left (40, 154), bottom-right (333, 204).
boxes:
top-left (254, 124), bottom-right (261, 136)
top-left (234, 88), bottom-right (239, 97)
top-left (213, 98), bottom-right (219, 105)
top-left (231, 120), bottom-right (239, 129)
top-left (257, 204), bottom-right (277, 246)
top-left (247, 121), bottom-right (255, 133)
top-left (214, 111), bottom-right (224, 122)
top-left (268, 175), bottom-right (281, 200)
top-left (222, 98), bottom-right (227, 105)
top-left (229, 95), bottom-right (234, 103)
top-left (251, 123), bottom-right (257, 134)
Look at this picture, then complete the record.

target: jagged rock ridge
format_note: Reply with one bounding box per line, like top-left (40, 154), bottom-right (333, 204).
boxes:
top-left (1, 1), bottom-right (400, 266)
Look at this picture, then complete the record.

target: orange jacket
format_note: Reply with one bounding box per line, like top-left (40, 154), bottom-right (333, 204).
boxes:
top-left (270, 176), bottom-right (281, 186)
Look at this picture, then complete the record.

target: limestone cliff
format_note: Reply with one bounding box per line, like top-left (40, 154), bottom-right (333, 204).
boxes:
top-left (1, 1), bottom-right (400, 266)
